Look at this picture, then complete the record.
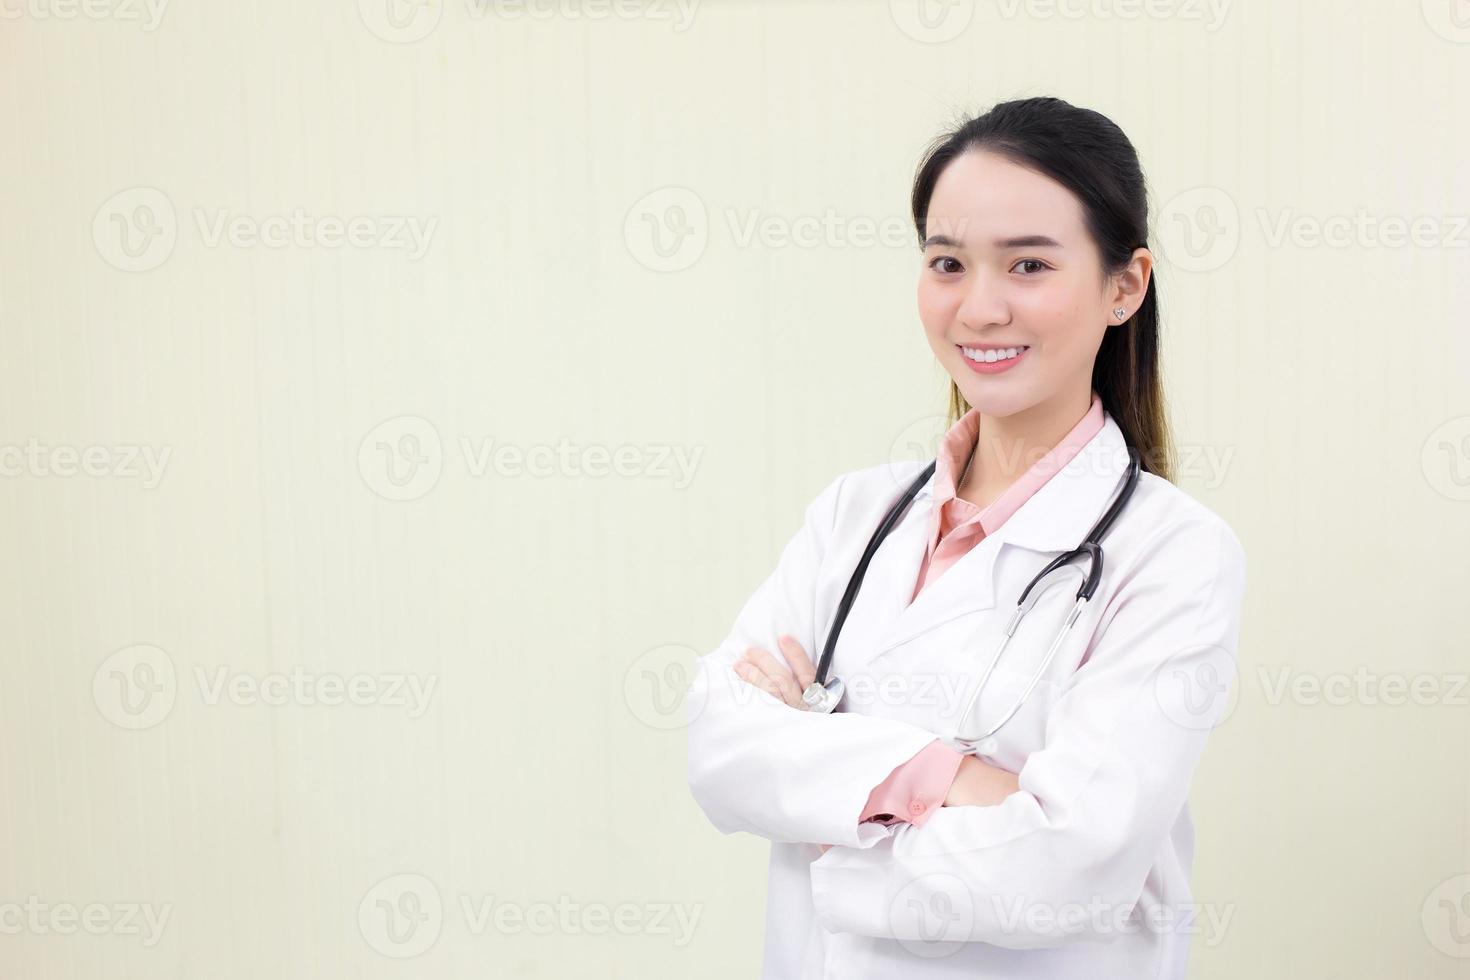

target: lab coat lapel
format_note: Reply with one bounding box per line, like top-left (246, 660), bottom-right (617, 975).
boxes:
top-left (852, 414), bottom-right (1133, 666)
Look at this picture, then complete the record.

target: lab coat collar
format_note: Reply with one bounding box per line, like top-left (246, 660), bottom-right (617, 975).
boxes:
top-left (857, 412), bottom-right (1133, 664)
top-left (914, 410), bottom-right (1134, 552)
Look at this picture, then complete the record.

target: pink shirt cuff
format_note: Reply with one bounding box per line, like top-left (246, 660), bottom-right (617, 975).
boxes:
top-left (858, 738), bottom-right (965, 828)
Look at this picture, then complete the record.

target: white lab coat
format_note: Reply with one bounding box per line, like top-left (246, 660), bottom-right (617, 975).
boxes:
top-left (685, 413), bottom-right (1246, 979)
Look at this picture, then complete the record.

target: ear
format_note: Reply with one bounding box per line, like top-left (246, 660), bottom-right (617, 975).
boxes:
top-left (1107, 247), bottom-right (1153, 323)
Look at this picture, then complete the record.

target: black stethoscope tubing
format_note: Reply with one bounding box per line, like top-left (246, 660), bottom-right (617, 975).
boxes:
top-left (811, 445), bottom-right (1143, 694)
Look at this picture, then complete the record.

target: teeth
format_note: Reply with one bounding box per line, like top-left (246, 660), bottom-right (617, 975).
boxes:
top-left (961, 346), bottom-right (1028, 363)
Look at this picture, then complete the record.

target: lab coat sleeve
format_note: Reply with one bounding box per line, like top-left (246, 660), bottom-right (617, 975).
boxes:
top-left (807, 518), bottom-right (1247, 949)
top-left (685, 472), bottom-right (951, 849)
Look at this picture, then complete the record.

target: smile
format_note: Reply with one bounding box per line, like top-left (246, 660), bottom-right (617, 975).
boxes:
top-left (957, 344), bottom-right (1030, 374)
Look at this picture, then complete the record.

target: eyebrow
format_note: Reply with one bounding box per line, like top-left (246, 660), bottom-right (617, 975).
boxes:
top-left (922, 233), bottom-right (1064, 250)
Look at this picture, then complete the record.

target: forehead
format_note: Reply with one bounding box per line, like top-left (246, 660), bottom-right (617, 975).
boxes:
top-left (925, 149), bottom-right (1087, 243)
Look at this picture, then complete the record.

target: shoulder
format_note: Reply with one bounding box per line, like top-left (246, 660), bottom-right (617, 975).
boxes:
top-left (804, 458), bottom-right (934, 528)
top-left (1116, 470), bottom-right (1247, 590)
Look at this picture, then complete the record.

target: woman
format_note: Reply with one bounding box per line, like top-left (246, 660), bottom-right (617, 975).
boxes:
top-left (686, 96), bottom-right (1246, 980)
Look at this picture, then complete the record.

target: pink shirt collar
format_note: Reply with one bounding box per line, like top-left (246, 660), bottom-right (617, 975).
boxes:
top-left (925, 392), bottom-right (1106, 553)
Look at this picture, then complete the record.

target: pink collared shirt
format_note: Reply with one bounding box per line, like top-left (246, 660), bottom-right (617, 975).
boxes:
top-left (856, 393), bottom-right (1106, 828)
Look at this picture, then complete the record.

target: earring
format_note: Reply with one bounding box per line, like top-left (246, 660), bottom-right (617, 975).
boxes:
top-left (1113, 306), bottom-right (1128, 321)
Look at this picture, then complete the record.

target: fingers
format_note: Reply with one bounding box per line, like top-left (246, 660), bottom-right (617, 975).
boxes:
top-left (732, 660), bottom-right (783, 702)
top-left (735, 646), bottom-right (804, 708)
top-left (776, 634), bottom-right (817, 690)
top-left (733, 637), bottom-right (820, 710)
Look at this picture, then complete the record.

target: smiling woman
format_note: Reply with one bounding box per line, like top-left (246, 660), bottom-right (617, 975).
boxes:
top-left (911, 103), bottom-right (1168, 487)
top-left (685, 96), bottom-right (1247, 980)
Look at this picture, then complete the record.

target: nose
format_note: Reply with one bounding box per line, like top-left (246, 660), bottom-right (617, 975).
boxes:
top-left (953, 267), bottom-right (1010, 331)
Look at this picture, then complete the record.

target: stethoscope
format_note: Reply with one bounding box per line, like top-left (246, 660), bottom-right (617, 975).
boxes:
top-left (800, 445), bottom-right (1142, 758)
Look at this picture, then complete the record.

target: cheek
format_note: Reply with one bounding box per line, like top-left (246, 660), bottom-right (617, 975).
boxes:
top-left (1017, 282), bottom-right (1095, 346)
top-left (916, 280), bottom-right (955, 335)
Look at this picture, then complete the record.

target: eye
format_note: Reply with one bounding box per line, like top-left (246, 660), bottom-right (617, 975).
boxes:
top-left (1012, 258), bottom-right (1050, 275)
top-left (927, 255), bottom-right (963, 274)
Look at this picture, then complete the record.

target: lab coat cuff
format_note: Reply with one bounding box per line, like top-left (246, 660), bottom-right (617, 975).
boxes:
top-left (852, 821), bottom-right (897, 850)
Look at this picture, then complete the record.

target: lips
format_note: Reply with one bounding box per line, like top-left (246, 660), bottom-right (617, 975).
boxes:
top-left (957, 343), bottom-right (1030, 375)
top-left (958, 343), bottom-right (1029, 359)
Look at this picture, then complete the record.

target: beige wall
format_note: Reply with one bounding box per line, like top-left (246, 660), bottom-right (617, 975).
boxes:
top-left (2, 1), bottom-right (1468, 977)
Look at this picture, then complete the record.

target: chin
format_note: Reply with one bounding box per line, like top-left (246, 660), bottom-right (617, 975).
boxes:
top-left (954, 384), bottom-right (1039, 419)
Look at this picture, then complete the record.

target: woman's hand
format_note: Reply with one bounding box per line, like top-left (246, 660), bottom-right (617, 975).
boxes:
top-left (733, 636), bottom-right (828, 850)
top-left (732, 634), bottom-right (816, 709)
top-left (733, 637), bottom-right (1019, 846)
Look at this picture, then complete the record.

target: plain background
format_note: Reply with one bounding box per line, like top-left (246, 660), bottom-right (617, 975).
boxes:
top-left (3, 1), bottom-right (1469, 977)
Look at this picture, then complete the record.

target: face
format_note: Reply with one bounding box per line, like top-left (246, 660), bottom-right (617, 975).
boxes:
top-left (917, 149), bottom-right (1141, 420)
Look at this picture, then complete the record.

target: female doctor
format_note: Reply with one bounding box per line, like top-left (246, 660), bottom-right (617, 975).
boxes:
top-left (685, 96), bottom-right (1246, 980)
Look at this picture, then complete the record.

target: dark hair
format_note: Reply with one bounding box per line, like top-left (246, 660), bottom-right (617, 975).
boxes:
top-left (910, 96), bottom-right (1174, 482)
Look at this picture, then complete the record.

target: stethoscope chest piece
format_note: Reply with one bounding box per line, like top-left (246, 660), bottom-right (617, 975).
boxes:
top-left (801, 677), bottom-right (845, 713)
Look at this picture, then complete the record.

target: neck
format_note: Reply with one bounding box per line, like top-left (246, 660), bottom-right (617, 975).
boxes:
top-left (959, 387), bottom-right (1094, 507)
